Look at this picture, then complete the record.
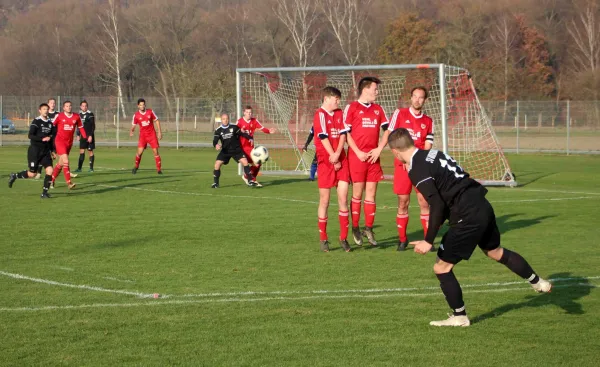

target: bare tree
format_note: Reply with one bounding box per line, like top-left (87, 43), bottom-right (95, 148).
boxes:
top-left (319, 0), bottom-right (372, 66)
top-left (491, 16), bottom-right (520, 118)
top-left (567, 1), bottom-right (599, 73)
top-left (274, 0), bottom-right (320, 67)
top-left (98, 0), bottom-right (126, 117)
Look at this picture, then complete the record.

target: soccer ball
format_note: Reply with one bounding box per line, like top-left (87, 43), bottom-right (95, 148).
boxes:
top-left (250, 145), bottom-right (269, 165)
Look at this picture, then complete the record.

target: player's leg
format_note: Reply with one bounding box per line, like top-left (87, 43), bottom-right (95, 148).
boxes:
top-left (394, 163), bottom-right (412, 250)
top-left (309, 153), bottom-right (317, 181)
top-left (337, 180), bottom-right (351, 252)
top-left (241, 146), bottom-right (253, 184)
top-left (212, 159), bottom-right (224, 188)
top-left (8, 148), bottom-right (38, 188)
top-left (318, 187), bottom-right (331, 252)
top-left (88, 147), bottom-right (95, 172)
top-left (41, 156), bottom-right (54, 198)
top-left (429, 257), bottom-right (470, 327)
top-left (132, 139), bottom-right (145, 173)
top-left (350, 181), bottom-right (365, 246)
top-left (239, 157), bottom-right (257, 187)
top-left (362, 181), bottom-right (379, 246)
top-left (416, 191), bottom-right (431, 236)
top-left (58, 151), bottom-right (75, 188)
top-left (51, 144), bottom-right (67, 186)
top-left (151, 142), bottom-right (162, 173)
top-left (76, 147), bottom-right (85, 172)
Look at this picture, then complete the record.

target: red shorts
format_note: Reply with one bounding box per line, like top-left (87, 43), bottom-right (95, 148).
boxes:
top-left (348, 153), bottom-right (384, 183)
top-left (393, 162), bottom-right (420, 195)
top-left (242, 145), bottom-right (254, 164)
top-left (317, 157), bottom-right (349, 189)
top-left (138, 133), bottom-right (159, 149)
top-left (55, 141), bottom-right (72, 156)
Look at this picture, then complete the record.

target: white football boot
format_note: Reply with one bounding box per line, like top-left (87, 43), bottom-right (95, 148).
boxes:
top-left (430, 314), bottom-right (471, 327)
top-left (531, 277), bottom-right (552, 293)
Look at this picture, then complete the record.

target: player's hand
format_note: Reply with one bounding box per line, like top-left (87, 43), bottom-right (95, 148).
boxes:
top-left (367, 148), bottom-right (382, 164)
top-left (334, 162), bottom-right (342, 171)
top-left (87, 136), bottom-right (92, 143)
top-left (129, 130), bottom-right (134, 137)
top-left (356, 150), bottom-right (368, 162)
top-left (329, 152), bottom-right (340, 164)
top-left (302, 145), bottom-right (308, 153)
top-left (42, 137), bottom-right (51, 142)
top-left (403, 163), bottom-right (409, 171)
top-left (215, 144), bottom-right (221, 151)
top-left (270, 128), bottom-right (277, 134)
top-left (410, 240), bottom-right (433, 255)
top-left (51, 152), bottom-right (57, 160)
top-left (157, 132), bottom-right (162, 140)
top-left (76, 135), bottom-right (80, 141)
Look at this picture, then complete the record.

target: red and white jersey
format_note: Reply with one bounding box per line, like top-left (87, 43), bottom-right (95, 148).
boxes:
top-left (388, 108), bottom-right (434, 149)
top-left (343, 101), bottom-right (388, 151)
top-left (236, 117), bottom-right (272, 148)
top-left (132, 109), bottom-right (159, 135)
top-left (313, 107), bottom-right (347, 159)
top-left (52, 112), bottom-right (86, 143)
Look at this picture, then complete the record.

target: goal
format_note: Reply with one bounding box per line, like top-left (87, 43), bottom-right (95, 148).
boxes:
top-left (236, 64), bottom-right (516, 186)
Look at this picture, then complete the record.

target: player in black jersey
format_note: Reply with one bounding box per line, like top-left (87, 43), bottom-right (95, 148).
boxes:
top-left (212, 114), bottom-right (257, 188)
top-left (301, 126), bottom-right (318, 181)
top-left (35, 98), bottom-right (59, 179)
top-left (388, 128), bottom-right (551, 327)
top-left (75, 100), bottom-right (96, 173)
top-left (8, 103), bottom-right (55, 198)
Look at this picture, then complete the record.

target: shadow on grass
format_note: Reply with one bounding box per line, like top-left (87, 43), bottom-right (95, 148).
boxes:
top-left (511, 171), bottom-right (556, 187)
top-left (472, 272), bottom-right (592, 324)
top-left (263, 177), bottom-right (311, 187)
top-left (495, 213), bottom-right (555, 234)
top-left (54, 178), bottom-right (183, 196)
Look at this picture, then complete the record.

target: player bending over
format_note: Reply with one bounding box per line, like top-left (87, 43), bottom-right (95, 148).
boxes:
top-left (50, 101), bottom-right (89, 189)
top-left (75, 100), bottom-right (96, 173)
top-left (302, 126), bottom-right (318, 181)
top-left (314, 87), bottom-right (351, 253)
top-left (212, 113), bottom-right (258, 188)
top-left (388, 87), bottom-right (435, 251)
top-left (388, 128), bottom-right (551, 327)
top-left (130, 98), bottom-right (163, 174)
top-left (8, 103), bottom-right (55, 198)
top-left (236, 106), bottom-right (276, 187)
top-left (344, 76), bottom-right (389, 247)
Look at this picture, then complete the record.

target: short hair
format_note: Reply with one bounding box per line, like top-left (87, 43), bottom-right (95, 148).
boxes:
top-left (244, 105), bottom-right (252, 111)
top-left (39, 103), bottom-right (49, 109)
top-left (388, 128), bottom-right (415, 151)
top-left (221, 113), bottom-right (229, 118)
top-left (63, 100), bottom-right (72, 106)
top-left (137, 98), bottom-right (146, 105)
top-left (47, 98), bottom-right (56, 103)
top-left (358, 76), bottom-right (381, 96)
top-left (322, 86), bottom-right (342, 101)
top-left (411, 86), bottom-right (429, 99)
top-left (80, 100), bottom-right (88, 105)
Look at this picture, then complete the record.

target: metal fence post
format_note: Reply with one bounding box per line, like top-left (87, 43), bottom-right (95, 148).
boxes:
top-left (116, 97), bottom-right (120, 149)
top-left (0, 95), bottom-right (3, 147)
top-left (176, 97), bottom-right (180, 150)
top-left (566, 100), bottom-right (570, 155)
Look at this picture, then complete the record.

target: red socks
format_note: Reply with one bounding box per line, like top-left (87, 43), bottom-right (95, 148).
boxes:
top-left (318, 217), bottom-right (328, 241)
top-left (51, 164), bottom-right (62, 183)
top-left (397, 214), bottom-right (409, 242)
top-left (351, 198), bottom-right (361, 228)
top-left (63, 165), bottom-right (72, 184)
top-left (250, 164), bottom-right (261, 178)
top-left (420, 214), bottom-right (430, 237)
top-left (134, 154), bottom-right (141, 169)
top-left (154, 155), bottom-right (162, 172)
top-left (364, 200), bottom-right (376, 228)
top-left (339, 210), bottom-right (349, 241)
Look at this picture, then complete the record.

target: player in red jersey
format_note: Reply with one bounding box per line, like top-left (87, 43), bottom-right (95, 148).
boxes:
top-left (236, 106), bottom-right (276, 187)
top-left (130, 98), bottom-right (163, 174)
top-left (50, 101), bottom-right (89, 189)
top-left (388, 87), bottom-right (435, 252)
top-left (343, 76), bottom-right (389, 247)
top-left (313, 87), bottom-right (351, 253)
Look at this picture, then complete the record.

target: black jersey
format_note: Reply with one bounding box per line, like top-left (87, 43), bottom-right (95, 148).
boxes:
top-left (213, 124), bottom-right (251, 152)
top-left (28, 116), bottom-right (54, 152)
top-left (304, 126), bottom-right (314, 147)
top-left (408, 149), bottom-right (483, 244)
top-left (78, 110), bottom-right (95, 137)
top-left (48, 110), bottom-right (59, 122)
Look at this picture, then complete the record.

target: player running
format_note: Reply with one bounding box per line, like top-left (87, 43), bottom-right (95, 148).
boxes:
top-left (50, 101), bottom-right (88, 189)
top-left (212, 114), bottom-right (258, 188)
top-left (301, 126), bottom-right (318, 181)
top-left (388, 87), bottom-right (435, 251)
top-left (130, 98), bottom-right (163, 174)
top-left (388, 128), bottom-right (551, 327)
top-left (314, 87), bottom-right (351, 253)
top-left (35, 98), bottom-right (59, 179)
top-left (8, 103), bottom-right (55, 198)
top-left (236, 106), bottom-right (276, 187)
top-left (344, 76), bottom-right (389, 247)
top-left (75, 100), bottom-right (96, 173)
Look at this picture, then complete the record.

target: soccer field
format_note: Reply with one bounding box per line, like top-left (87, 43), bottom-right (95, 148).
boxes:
top-left (1, 146), bottom-right (599, 366)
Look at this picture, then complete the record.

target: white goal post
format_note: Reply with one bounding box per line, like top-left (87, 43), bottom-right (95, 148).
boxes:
top-left (236, 64), bottom-right (517, 186)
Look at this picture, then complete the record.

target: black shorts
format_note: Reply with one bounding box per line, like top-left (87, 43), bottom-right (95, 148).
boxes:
top-left (80, 135), bottom-right (95, 150)
top-left (437, 187), bottom-right (501, 264)
top-left (217, 150), bottom-right (245, 165)
top-left (27, 146), bottom-right (53, 173)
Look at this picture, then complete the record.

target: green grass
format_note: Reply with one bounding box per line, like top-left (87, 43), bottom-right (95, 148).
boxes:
top-left (1, 147), bottom-right (599, 366)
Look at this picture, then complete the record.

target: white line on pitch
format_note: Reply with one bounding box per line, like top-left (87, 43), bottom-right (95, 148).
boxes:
top-left (0, 271), bottom-right (153, 298)
top-left (170, 276), bottom-right (600, 298)
top-left (0, 283), bottom-right (595, 313)
top-left (519, 188), bottom-right (600, 196)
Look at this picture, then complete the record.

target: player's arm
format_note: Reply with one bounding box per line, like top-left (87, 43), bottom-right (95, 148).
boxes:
top-left (154, 120), bottom-right (162, 140)
top-left (129, 118), bottom-right (136, 136)
top-left (335, 132), bottom-right (347, 157)
top-left (414, 177), bottom-right (447, 245)
top-left (345, 132), bottom-right (367, 161)
top-left (90, 113), bottom-right (96, 136)
top-left (367, 108), bottom-right (390, 163)
top-left (28, 121), bottom-right (43, 142)
top-left (213, 128), bottom-right (222, 150)
top-left (303, 127), bottom-right (314, 151)
top-left (256, 119), bottom-right (275, 134)
top-left (76, 117), bottom-right (88, 139)
top-left (424, 120), bottom-right (434, 150)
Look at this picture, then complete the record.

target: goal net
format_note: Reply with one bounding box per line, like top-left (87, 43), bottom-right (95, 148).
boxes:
top-left (236, 64), bottom-right (516, 186)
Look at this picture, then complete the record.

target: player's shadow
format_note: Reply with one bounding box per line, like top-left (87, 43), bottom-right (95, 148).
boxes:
top-left (471, 272), bottom-right (593, 324)
top-left (510, 171), bottom-right (556, 187)
top-left (263, 177), bottom-right (312, 187)
top-left (495, 213), bottom-right (555, 234)
top-left (57, 179), bottom-right (183, 196)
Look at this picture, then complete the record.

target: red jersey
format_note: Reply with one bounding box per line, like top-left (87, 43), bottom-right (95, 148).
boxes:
top-left (132, 109), bottom-right (159, 136)
top-left (388, 108), bottom-right (434, 149)
top-left (236, 117), bottom-right (272, 148)
top-left (313, 107), bottom-right (347, 159)
top-left (343, 101), bottom-right (388, 151)
top-left (52, 112), bottom-right (86, 144)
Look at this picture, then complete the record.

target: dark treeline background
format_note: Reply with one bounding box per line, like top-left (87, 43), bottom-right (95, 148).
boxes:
top-left (0, 0), bottom-right (598, 105)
